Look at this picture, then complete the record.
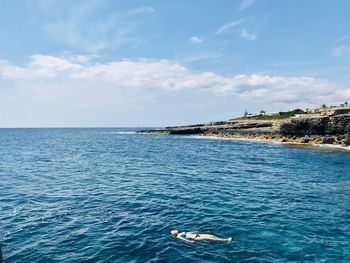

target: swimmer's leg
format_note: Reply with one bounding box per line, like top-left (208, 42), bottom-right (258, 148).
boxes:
top-left (195, 234), bottom-right (232, 241)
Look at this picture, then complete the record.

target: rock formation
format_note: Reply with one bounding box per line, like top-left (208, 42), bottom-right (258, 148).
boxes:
top-left (138, 111), bottom-right (350, 147)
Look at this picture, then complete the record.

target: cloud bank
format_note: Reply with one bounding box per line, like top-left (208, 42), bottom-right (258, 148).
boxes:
top-left (1, 55), bottom-right (349, 105)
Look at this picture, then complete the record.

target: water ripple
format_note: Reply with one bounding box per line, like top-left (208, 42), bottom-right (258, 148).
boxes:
top-left (0, 128), bottom-right (350, 262)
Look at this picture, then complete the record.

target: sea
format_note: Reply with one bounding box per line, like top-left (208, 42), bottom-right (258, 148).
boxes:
top-left (0, 128), bottom-right (349, 262)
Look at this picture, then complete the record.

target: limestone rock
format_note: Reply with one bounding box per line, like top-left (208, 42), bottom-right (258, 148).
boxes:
top-left (344, 134), bottom-right (350, 145)
top-left (322, 137), bottom-right (335, 144)
top-left (138, 113), bottom-right (350, 146)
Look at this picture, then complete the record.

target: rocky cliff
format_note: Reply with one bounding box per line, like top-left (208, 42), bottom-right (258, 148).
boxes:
top-left (138, 113), bottom-right (350, 147)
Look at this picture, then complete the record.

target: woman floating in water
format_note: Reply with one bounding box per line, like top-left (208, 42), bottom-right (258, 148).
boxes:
top-left (171, 230), bottom-right (232, 243)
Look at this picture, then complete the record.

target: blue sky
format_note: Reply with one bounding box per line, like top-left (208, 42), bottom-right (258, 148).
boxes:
top-left (0, 0), bottom-right (350, 127)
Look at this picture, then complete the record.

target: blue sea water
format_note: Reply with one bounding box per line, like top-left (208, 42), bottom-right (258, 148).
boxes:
top-left (0, 128), bottom-right (349, 262)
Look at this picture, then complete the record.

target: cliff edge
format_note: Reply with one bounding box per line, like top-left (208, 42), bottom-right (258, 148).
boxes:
top-left (138, 107), bottom-right (350, 147)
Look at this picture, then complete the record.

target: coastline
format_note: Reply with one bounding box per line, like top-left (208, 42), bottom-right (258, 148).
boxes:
top-left (200, 133), bottom-right (350, 151)
top-left (136, 131), bottom-right (350, 151)
top-left (137, 109), bottom-right (350, 151)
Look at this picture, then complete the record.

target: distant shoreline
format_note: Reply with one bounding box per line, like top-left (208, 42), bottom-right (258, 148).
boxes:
top-left (137, 105), bottom-right (350, 150)
top-left (200, 134), bottom-right (350, 151)
top-left (137, 131), bottom-right (350, 151)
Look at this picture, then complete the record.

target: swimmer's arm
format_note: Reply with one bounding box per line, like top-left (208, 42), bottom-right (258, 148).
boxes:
top-left (178, 236), bottom-right (194, 243)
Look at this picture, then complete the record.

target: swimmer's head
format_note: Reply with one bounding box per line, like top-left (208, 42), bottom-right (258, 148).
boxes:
top-left (171, 230), bottom-right (179, 236)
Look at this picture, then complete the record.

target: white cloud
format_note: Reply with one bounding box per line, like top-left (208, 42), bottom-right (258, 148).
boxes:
top-left (230, 74), bottom-right (350, 104)
top-left (240, 29), bottom-right (257, 41)
top-left (332, 45), bottom-right (350, 58)
top-left (181, 52), bottom-right (223, 63)
top-left (0, 59), bottom-right (9, 67)
top-left (70, 55), bottom-right (91, 64)
top-left (216, 19), bottom-right (245, 34)
top-left (189, 36), bottom-right (203, 44)
top-left (238, 0), bottom-right (255, 12)
top-left (1, 55), bottom-right (81, 79)
top-left (128, 5), bottom-right (155, 15)
top-left (1, 55), bottom-right (349, 105)
top-left (337, 35), bottom-right (350, 42)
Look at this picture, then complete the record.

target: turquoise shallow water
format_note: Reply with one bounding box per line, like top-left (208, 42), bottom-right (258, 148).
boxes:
top-left (0, 128), bottom-right (350, 262)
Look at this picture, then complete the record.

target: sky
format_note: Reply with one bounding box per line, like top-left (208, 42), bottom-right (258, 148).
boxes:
top-left (0, 0), bottom-right (350, 127)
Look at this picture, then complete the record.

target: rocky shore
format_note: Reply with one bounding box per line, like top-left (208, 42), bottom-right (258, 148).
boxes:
top-left (138, 112), bottom-right (350, 148)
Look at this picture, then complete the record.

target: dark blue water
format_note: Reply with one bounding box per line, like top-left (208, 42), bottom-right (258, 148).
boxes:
top-left (0, 128), bottom-right (349, 262)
